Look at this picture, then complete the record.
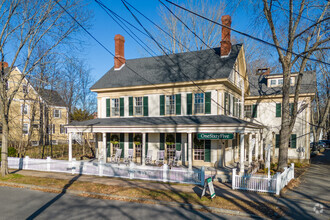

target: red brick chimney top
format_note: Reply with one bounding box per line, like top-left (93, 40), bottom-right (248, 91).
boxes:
top-left (221, 15), bottom-right (232, 57)
top-left (114, 34), bottom-right (125, 70)
top-left (256, 68), bottom-right (270, 75)
top-left (0, 62), bottom-right (9, 69)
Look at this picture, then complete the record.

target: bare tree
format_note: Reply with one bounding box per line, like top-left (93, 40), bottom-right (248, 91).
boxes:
top-left (312, 51), bottom-right (330, 143)
top-left (261, 0), bottom-right (330, 170)
top-left (155, 0), bottom-right (225, 53)
top-left (0, 0), bottom-right (89, 176)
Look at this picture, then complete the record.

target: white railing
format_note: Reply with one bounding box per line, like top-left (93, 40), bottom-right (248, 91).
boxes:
top-left (232, 163), bottom-right (294, 195)
top-left (8, 157), bottom-right (204, 186)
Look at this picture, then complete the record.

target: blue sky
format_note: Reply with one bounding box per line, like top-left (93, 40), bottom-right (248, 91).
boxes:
top-left (82, 0), bottom-right (250, 84)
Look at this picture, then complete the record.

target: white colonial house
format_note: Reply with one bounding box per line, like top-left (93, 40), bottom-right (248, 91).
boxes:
top-left (66, 15), bottom-right (315, 175)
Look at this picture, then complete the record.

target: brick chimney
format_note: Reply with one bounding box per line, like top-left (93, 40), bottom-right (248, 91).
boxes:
top-left (256, 68), bottom-right (270, 75)
top-left (0, 62), bottom-right (8, 69)
top-left (114, 34), bottom-right (125, 70)
top-left (221, 15), bottom-right (232, 57)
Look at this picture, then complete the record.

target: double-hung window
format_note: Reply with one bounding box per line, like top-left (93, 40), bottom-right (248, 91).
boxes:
top-left (165, 95), bottom-right (175, 115)
top-left (194, 93), bottom-right (204, 114)
top-left (111, 98), bottom-right (119, 116)
top-left (53, 109), bottom-right (61, 118)
top-left (21, 104), bottom-right (28, 115)
top-left (134, 97), bottom-right (143, 116)
top-left (244, 105), bottom-right (252, 118)
top-left (22, 123), bottom-right (29, 134)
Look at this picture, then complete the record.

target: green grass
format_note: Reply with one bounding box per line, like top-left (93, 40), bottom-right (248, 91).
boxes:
top-left (0, 173), bottom-right (24, 181)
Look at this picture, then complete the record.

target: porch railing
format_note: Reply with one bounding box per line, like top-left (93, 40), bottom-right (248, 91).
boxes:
top-left (232, 163), bottom-right (294, 195)
top-left (7, 157), bottom-right (204, 186)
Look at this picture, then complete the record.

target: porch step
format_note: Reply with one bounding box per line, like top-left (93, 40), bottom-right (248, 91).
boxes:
top-left (205, 168), bottom-right (232, 183)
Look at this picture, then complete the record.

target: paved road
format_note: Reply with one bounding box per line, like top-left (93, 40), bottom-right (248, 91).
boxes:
top-left (280, 149), bottom-right (330, 219)
top-left (0, 186), bottom-right (249, 220)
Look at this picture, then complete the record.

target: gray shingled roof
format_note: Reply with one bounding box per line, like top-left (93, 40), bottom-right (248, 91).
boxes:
top-left (38, 88), bottom-right (67, 107)
top-left (248, 71), bottom-right (316, 96)
top-left (67, 115), bottom-right (261, 128)
top-left (91, 44), bottom-right (242, 90)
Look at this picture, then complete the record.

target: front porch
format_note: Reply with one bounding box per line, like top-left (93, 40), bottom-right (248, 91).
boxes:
top-left (66, 115), bottom-right (265, 174)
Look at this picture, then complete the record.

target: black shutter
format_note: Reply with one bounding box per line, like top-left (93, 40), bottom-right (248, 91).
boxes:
top-left (160, 95), bottom-right (165, 115)
top-left (143, 96), bottom-right (148, 116)
top-left (187, 93), bottom-right (192, 115)
top-left (176, 133), bottom-right (181, 151)
top-left (160, 133), bottom-right (165, 150)
top-left (204, 140), bottom-right (211, 162)
top-left (205, 92), bottom-right (211, 114)
top-left (129, 97), bottom-right (133, 116)
top-left (276, 134), bottom-right (280, 148)
top-left (120, 133), bottom-right (124, 158)
top-left (120, 98), bottom-right (124, 117)
top-left (176, 94), bottom-right (181, 115)
top-left (276, 103), bottom-right (281, 117)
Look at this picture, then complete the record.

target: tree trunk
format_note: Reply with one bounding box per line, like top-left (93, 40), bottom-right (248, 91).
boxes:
top-left (1, 120), bottom-right (9, 177)
top-left (278, 66), bottom-right (291, 171)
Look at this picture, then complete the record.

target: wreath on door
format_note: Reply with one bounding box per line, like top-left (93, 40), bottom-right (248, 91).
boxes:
top-left (166, 134), bottom-right (175, 145)
top-left (134, 134), bottom-right (142, 145)
top-left (110, 134), bottom-right (119, 145)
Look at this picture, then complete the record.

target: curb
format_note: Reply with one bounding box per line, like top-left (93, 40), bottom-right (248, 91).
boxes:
top-left (0, 181), bottom-right (262, 219)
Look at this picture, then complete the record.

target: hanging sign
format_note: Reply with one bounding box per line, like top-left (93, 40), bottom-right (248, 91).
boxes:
top-left (201, 177), bottom-right (216, 200)
top-left (197, 133), bottom-right (234, 140)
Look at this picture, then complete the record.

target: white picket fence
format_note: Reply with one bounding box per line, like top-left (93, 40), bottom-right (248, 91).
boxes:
top-left (232, 163), bottom-right (294, 195)
top-left (7, 157), bottom-right (205, 186)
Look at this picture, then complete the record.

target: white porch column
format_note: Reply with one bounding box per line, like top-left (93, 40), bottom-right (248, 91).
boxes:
top-left (188, 132), bottom-right (192, 170)
top-left (255, 133), bottom-right (259, 161)
top-left (239, 133), bottom-right (245, 173)
top-left (102, 133), bottom-right (107, 163)
top-left (142, 133), bottom-right (146, 166)
top-left (248, 133), bottom-right (252, 165)
top-left (260, 132), bottom-right (264, 161)
top-left (68, 132), bottom-right (72, 161)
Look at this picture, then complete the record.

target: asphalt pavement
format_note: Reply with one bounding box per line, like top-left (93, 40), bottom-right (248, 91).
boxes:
top-left (279, 149), bottom-right (330, 220)
top-left (0, 186), bottom-right (249, 220)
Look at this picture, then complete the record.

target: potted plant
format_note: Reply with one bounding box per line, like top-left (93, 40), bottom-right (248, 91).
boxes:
top-left (110, 134), bottom-right (119, 145)
top-left (166, 134), bottom-right (175, 145)
top-left (134, 134), bottom-right (142, 145)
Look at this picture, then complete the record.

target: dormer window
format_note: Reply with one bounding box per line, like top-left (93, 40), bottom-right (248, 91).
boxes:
top-left (270, 79), bottom-right (277, 86)
top-left (268, 77), bottom-right (295, 87)
top-left (278, 79), bottom-right (283, 85)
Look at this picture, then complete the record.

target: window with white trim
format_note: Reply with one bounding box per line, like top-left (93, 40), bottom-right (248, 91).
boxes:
top-left (194, 93), bottom-right (204, 114)
top-left (165, 95), bottom-right (175, 115)
top-left (21, 104), bottom-right (28, 115)
top-left (22, 123), bottom-right (29, 134)
top-left (111, 98), bottom-right (119, 116)
top-left (53, 109), bottom-right (61, 118)
top-left (60, 125), bottom-right (66, 134)
top-left (244, 105), bottom-right (252, 118)
top-left (134, 97), bottom-right (143, 116)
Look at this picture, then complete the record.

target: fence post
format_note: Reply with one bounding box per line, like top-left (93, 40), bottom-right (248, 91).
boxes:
top-left (201, 166), bottom-right (205, 186)
top-left (232, 168), bottom-right (236, 189)
top-left (163, 164), bottom-right (168, 183)
top-left (46, 157), bottom-right (51, 171)
top-left (24, 156), bottom-right (29, 169)
top-left (98, 161), bottom-right (103, 177)
top-left (291, 163), bottom-right (294, 180)
top-left (129, 162), bottom-right (134, 179)
top-left (276, 172), bottom-right (281, 195)
top-left (71, 158), bottom-right (76, 175)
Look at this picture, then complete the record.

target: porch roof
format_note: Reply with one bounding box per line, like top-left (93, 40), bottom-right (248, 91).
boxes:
top-left (66, 115), bottom-right (264, 133)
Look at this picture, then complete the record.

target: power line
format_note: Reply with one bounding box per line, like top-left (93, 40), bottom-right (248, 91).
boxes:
top-left (53, 0), bottom-right (174, 95)
top-left (163, 0), bottom-right (330, 66)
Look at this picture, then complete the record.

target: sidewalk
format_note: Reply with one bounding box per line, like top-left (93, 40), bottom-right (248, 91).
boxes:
top-left (279, 149), bottom-right (330, 219)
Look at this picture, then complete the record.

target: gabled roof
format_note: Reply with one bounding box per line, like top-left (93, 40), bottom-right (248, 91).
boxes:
top-left (91, 44), bottom-right (242, 90)
top-left (248, 71), bottom-right (316, 97)
top-left (38, 88), bottom-right (67, 107)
